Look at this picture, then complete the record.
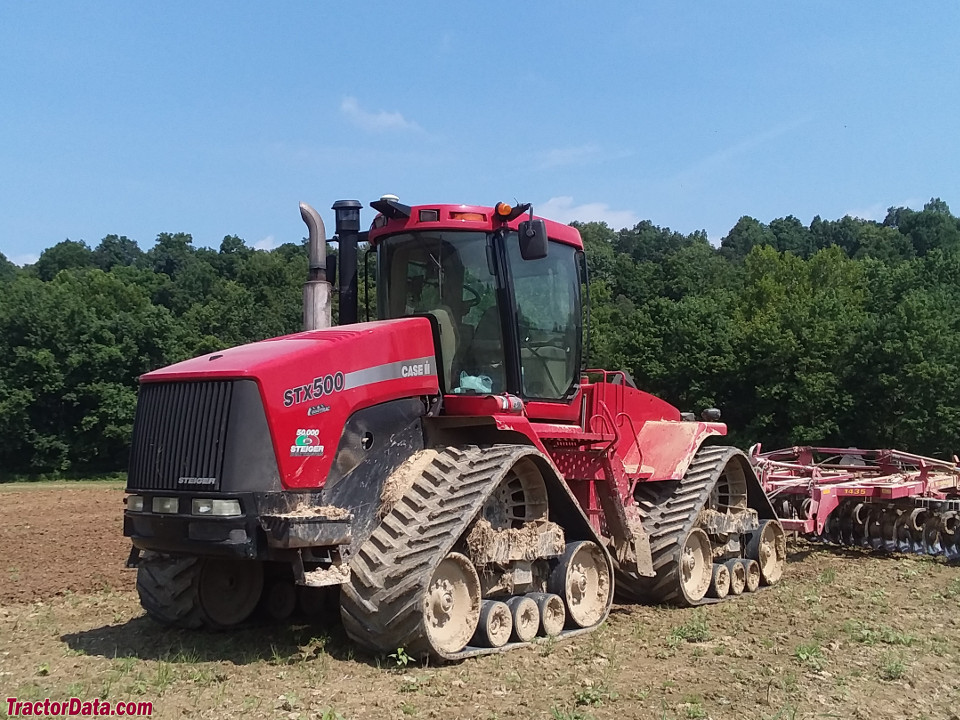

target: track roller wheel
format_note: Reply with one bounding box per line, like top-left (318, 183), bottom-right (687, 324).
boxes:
top-left (743, 559), bottom-right (761, 592)
top-left (708, 563), bottom-right (730, 600)
top-left (262, 579), bottom-right (296, 622)
top-left (423, 552), bottom-right (482, 655)
top-left (725, 559), bottom-right (746, 596)
top-left (472, 600), bottom-right (513, 648)
top-left (527, 592), bottom-right (566, 636)
top-left (548, 541), bottom-right (612, 628)
top-left (506, 595), bottom-right (540, 642)
top-left (745, 519), bottom-right (786, 585)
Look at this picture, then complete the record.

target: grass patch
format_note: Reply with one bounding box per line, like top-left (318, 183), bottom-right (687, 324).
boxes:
top-left (667, 610), bottom-right (710, 645)
top-left (0, 471), bottom-right (126, 487)
top-left (793, 642), bottom-right (825, 670)
top-left (842, 620), bottom-right (915, 646)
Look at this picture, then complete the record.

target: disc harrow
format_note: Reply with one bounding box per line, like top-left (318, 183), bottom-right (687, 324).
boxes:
top-left (751, 445), bottom-right (960, 561)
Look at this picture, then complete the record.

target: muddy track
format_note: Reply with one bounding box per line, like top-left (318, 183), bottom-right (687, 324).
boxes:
top-left (340, 445), bottom-right (521, 660)
top-left (617, 445), bottom-right (738, 605)
top-left (340, 444), bottom-right (610, 661)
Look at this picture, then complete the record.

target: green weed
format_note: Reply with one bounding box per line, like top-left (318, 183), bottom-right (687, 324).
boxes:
top-left (668, 610), bottom-right (710, 645)
top-left (793, 641), bottom-right (825, 670)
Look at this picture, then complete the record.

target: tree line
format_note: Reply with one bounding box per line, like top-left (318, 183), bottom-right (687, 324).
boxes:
top-left (1, 199), bottom-right (958, 477)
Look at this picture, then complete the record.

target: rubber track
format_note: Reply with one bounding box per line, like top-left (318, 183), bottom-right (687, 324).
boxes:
top-left (340, 445), bottom-right (527, 660)
top-left (136, 551), bottom-right (205, 629)
top-left (616, 445), bottom-right (740, 606)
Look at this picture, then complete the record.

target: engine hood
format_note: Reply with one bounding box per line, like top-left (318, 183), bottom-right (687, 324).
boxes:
top-left (140, 317), bottom-right (439, 489)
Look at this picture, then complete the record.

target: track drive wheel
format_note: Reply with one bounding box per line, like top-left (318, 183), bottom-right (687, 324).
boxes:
top-left (549, 541), bottom-right (612, 628)
top-left (746, 519), bottom-right (787, 586)
top-left (422, 553), bottom-right (481, 655)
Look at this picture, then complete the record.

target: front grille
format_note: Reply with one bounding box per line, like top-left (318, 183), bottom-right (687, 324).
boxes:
top-left (127, 381), bottom-right (234, 491)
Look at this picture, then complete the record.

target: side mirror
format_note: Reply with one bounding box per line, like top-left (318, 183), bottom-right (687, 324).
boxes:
top-left (518, 219), bottom-right (548, 260)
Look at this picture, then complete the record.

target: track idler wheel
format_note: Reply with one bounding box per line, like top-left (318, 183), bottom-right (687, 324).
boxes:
top-left (196, 557), bottom-right (264, 628)
top-left (725, 559), bottom-right (746, 596)
top-left (505, 595), bottom-right (540, 642)
top-left (669, 528), bottom-right (713, 605)
top-left (745, 520), bottom-right (786, 585)
top-left (472, 600), bottom-right (513, 648)
top-left (548, 541), bottom-right (612, 628)
top-left (708, 563), bottom-right (730, 600)
top-left (422, 553), bottom-right (481, 655)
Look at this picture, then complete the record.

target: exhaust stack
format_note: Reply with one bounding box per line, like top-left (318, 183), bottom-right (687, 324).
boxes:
top-left (300, 202), bottom-right (332, 330)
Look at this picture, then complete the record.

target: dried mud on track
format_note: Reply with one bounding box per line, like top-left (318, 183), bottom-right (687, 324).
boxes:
top-left (1, 485), bottom-right (960, 720)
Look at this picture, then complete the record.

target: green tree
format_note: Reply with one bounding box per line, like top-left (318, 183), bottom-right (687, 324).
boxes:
top-left (34, 240), bottom-right (94, 281)
top-left (720, 216), bottom-right (776, 261)
top-left (93, 234), bottom-right (142, 271)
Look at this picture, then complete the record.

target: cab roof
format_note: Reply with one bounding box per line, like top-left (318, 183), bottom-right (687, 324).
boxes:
top-left (366, 203), bottom-right (584, 250)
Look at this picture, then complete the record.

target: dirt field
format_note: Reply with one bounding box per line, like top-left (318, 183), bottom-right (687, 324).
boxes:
top-left (1, 484), bottom-right (959, 720)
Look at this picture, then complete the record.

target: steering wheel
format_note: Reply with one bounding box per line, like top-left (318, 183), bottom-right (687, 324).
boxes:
top-left (462, 283), bottom-right (482, 310)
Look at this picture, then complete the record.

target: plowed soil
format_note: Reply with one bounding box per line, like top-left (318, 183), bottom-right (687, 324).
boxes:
top-left (0, 484), bottom-right (129, 603)
top-left (1, 483), bottom-right (959, 720)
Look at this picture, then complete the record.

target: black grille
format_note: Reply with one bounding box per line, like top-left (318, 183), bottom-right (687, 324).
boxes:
top-left (127, 381), bottom-right (234, 491)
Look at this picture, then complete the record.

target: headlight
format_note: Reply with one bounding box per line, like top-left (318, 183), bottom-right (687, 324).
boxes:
top-left (126, 495), bottom-right (144, 512)
top-left (152, 497), bottom-right (179, 514)
top-left (192, 498), bottom-right (242, 517)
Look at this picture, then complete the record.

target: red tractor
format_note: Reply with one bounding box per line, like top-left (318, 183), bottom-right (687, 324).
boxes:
top-left (123, 197), bottom-right (786, 660)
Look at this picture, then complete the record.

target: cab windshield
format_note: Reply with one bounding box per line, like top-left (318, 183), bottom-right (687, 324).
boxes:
top-left (378, 230), bottom-right (580, 399)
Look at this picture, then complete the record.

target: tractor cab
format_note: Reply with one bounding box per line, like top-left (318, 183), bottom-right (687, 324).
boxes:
top-left (369, 201), bottom-right (584, 404)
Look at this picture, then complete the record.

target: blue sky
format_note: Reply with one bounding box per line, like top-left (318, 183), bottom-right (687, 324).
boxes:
top-left (2, 2), bottom-right (958, 265)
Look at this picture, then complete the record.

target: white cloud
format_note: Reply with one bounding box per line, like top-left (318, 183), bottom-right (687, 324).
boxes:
top-left (11, 253), bottom-right (39, 266)
top-left (254, 235), bottom-right (277, 251)
top-left (843, 203), bottom-right (886, 222)
top-left (537, 197), bottom-right (639, 230)
top-left (845, 197), bottom-right (924, 222)
top-left (340, 96), bottom-right (422, 133)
